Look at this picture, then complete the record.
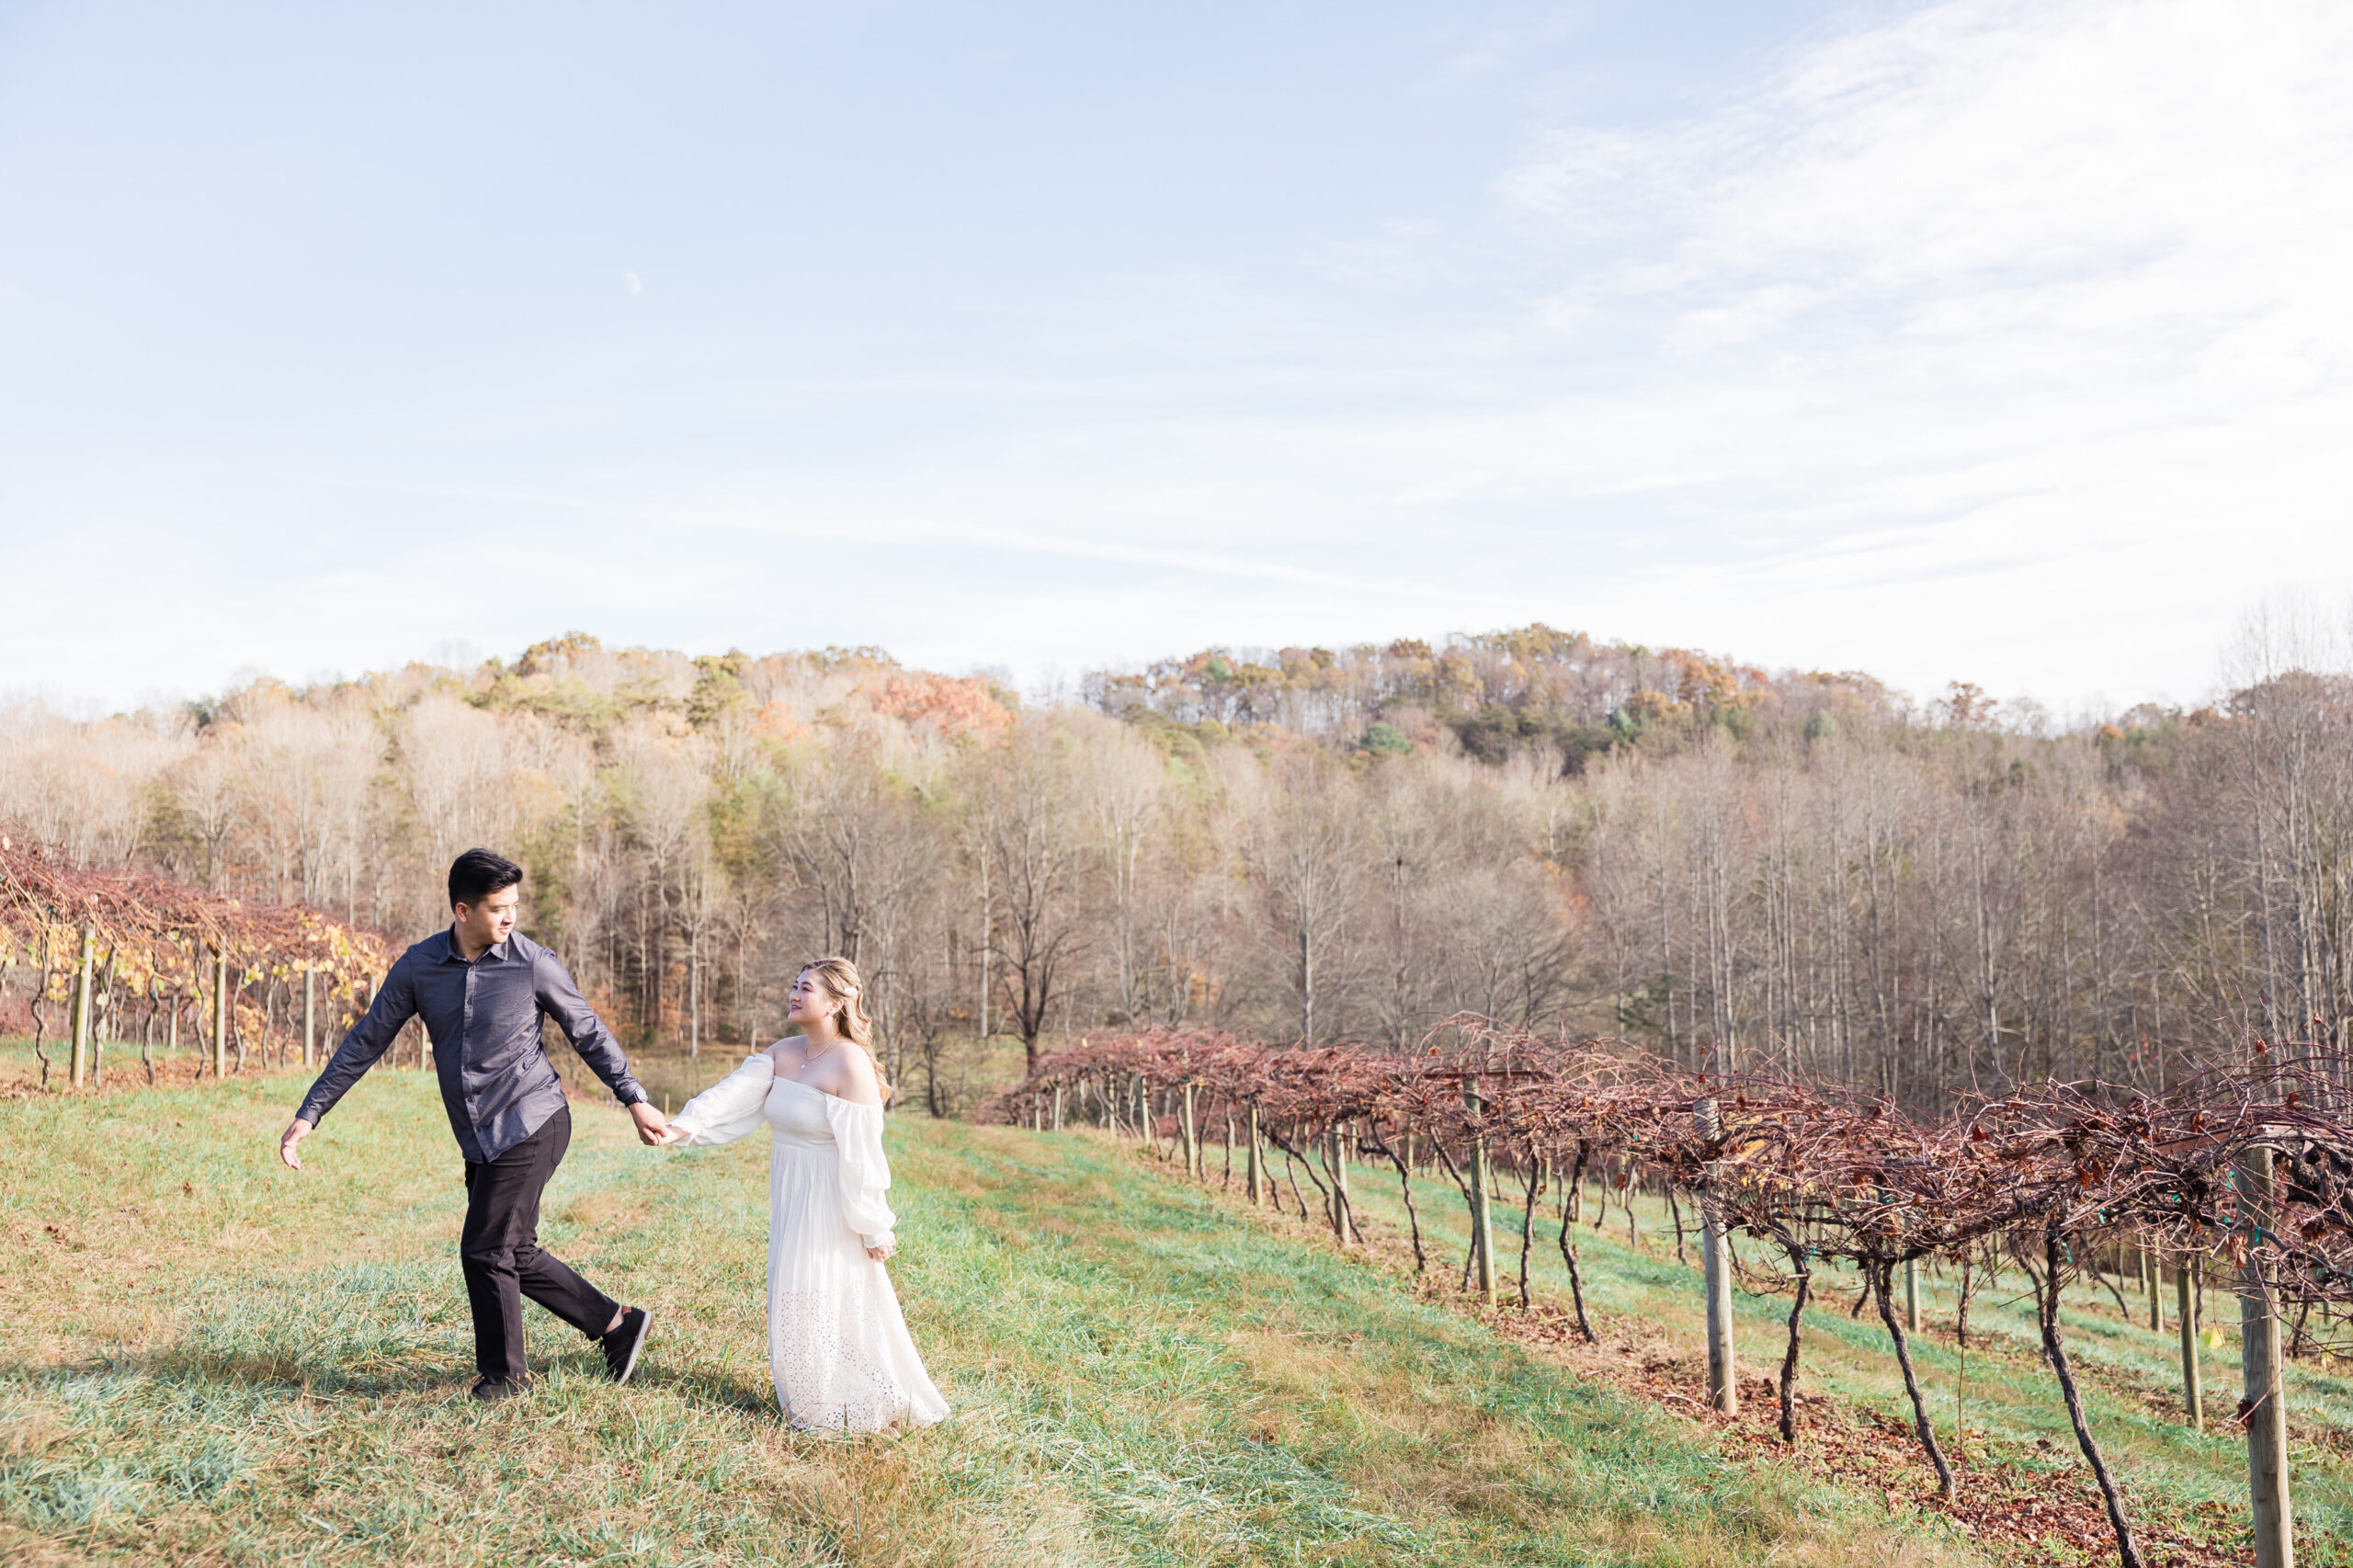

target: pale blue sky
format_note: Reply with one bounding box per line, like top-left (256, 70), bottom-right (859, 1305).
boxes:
top-left (5, 1), bottom-right (2348, 714)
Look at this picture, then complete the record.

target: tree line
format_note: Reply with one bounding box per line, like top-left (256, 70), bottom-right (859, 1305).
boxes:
top-left (1, 609), bottom-right (2347, 1113)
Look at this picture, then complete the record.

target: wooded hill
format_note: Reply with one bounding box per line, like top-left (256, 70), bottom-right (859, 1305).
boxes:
top-left (0, 619), bottom-right (2340, 1113)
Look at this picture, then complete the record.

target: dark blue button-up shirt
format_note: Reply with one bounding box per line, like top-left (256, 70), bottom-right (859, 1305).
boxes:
top-left (295, 927), bottom-right (647, 1164)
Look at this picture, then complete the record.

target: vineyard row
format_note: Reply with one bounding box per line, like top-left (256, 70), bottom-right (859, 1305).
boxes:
top-left (0, 835), bottom-right (391, 1089)
top-left (987, 1019), bottom-right (2353, 1568)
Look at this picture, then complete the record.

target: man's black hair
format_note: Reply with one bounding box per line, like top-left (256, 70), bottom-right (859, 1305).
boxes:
top-left (449, 848), bottom-right (524, 911)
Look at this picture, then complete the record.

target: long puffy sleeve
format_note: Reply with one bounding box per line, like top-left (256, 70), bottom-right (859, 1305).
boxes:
top-left (669, 1051), bottom-right (776, 1147)
top-left (822, 1096), bottom-right (899, 1250)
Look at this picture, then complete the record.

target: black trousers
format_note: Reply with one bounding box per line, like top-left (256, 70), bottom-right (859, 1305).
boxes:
top-left (460, 1104), bottom-right (618, 1382)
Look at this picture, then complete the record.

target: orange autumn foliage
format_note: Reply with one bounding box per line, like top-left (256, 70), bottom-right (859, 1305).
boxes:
top-left (869, 673), bottom-right (1016, 743)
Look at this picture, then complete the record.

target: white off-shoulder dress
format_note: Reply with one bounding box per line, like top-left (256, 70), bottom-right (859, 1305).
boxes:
top-left (669, 1050), bottom-right (949, 1434)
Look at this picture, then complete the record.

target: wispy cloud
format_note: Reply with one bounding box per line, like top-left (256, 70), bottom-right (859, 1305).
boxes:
top-left (1458, 0), bottom-right (2353, 701)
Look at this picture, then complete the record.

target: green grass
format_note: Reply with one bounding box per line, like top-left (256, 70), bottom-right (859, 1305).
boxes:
top-left (0, 1067), bottom-right (2006, 1566)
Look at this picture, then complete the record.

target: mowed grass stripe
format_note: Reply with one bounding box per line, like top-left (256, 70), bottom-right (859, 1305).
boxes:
top-left (3, 1071), bottom-right (1980, 1566)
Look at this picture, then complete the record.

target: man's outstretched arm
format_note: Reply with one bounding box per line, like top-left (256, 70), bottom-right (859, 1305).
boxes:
top-left (532, 947), bottom-right (665, 1144)
top-left (280, 965), bottom-right (416, 1170)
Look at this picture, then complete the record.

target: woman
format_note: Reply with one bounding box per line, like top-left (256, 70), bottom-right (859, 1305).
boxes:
top-left (655, 956), bottom-right (949, 1434)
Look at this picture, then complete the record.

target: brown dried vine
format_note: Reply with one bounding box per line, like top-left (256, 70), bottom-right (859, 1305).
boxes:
top-left (0, 835), bottom-right (389, 1085)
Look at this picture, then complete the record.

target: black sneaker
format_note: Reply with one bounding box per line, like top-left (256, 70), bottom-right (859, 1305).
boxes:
top-left (471, 1376), bottom-right (530, 1403)
top-left (601, 1306), bottom-right (652, 1385)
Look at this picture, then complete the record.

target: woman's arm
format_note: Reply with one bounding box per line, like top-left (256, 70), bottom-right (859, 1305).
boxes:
top-left (662, 1049), bottom-right (776, 1147)
top-left (820, 1073), bottom-right (900, 1257)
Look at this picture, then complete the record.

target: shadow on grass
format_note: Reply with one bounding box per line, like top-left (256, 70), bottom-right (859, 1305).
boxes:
top-left (64, 1343), bottom-right (470, 1400)
top-left (7, 1338), bottom-right (787, 1424)
top-left (625, 1361), bottom-right (779, 1417)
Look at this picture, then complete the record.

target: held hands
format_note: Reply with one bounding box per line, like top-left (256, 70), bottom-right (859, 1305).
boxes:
top-left (629, 1101), bottom-right (670, 1147)
top-left (632, 1101), bottom-right (690, 1147)
top-left (278, 1118), bottom-right (313, 1171)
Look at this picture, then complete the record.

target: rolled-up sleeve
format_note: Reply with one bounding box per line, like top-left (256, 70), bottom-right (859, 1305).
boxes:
top-left (294, 960), bottom-right (416, 1127)
top-left (532, 948), bottom-right (647, 1108)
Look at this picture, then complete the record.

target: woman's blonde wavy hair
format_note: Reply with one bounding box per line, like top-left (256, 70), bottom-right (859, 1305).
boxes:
top-left (801, 955), bottom-right (892, 1104)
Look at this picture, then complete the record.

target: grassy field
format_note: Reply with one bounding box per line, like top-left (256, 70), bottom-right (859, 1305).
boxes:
top-left (0, 1060), bottom-right (2346, 1566)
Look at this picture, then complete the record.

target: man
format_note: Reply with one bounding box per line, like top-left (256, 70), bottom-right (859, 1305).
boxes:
top-left (280, 848), bottom-right (665, 1402)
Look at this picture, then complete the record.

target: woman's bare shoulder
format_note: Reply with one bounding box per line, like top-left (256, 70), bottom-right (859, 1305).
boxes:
top-left (833, 1042), bottom-right (884, 1106)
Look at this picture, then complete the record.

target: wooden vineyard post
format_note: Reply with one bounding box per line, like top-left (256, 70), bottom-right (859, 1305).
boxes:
top-left (1696, 1097), bottom-right (1737, 1415)
top-left (70, 924), bottom-right (95, 1087)
top-left (1179, 1083), bottom-right (1199, 1176)
top-left (2177, 1252), bottom-right (2202, 1430)
top-left (210, 947), bottom-right (229, 1080)
top-left (301, 963), bottom-right (315, 1069)
top-left (2238, 1143), bottom-right (2292, 1568)
top-left (1329, 1119), bottom-right (1355, 1244)
top-left (1137, 1076), bottom-right (1153, 1151)
top-left (1465, 1075), bottom-right (1495, 1304)
top-left (1051, 1081), bottom-right (1063, 1131)
top-left (1904, 1257), bottom-right (1921, 1332)
top-left (1246, 1102), bottom-right (1264, 1204)
top-left (2145, 1244), bottom-right (2163, 1332)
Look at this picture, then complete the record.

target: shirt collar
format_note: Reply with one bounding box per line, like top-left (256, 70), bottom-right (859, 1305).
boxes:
top-left (439, 927), bottom-right (515, 964)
